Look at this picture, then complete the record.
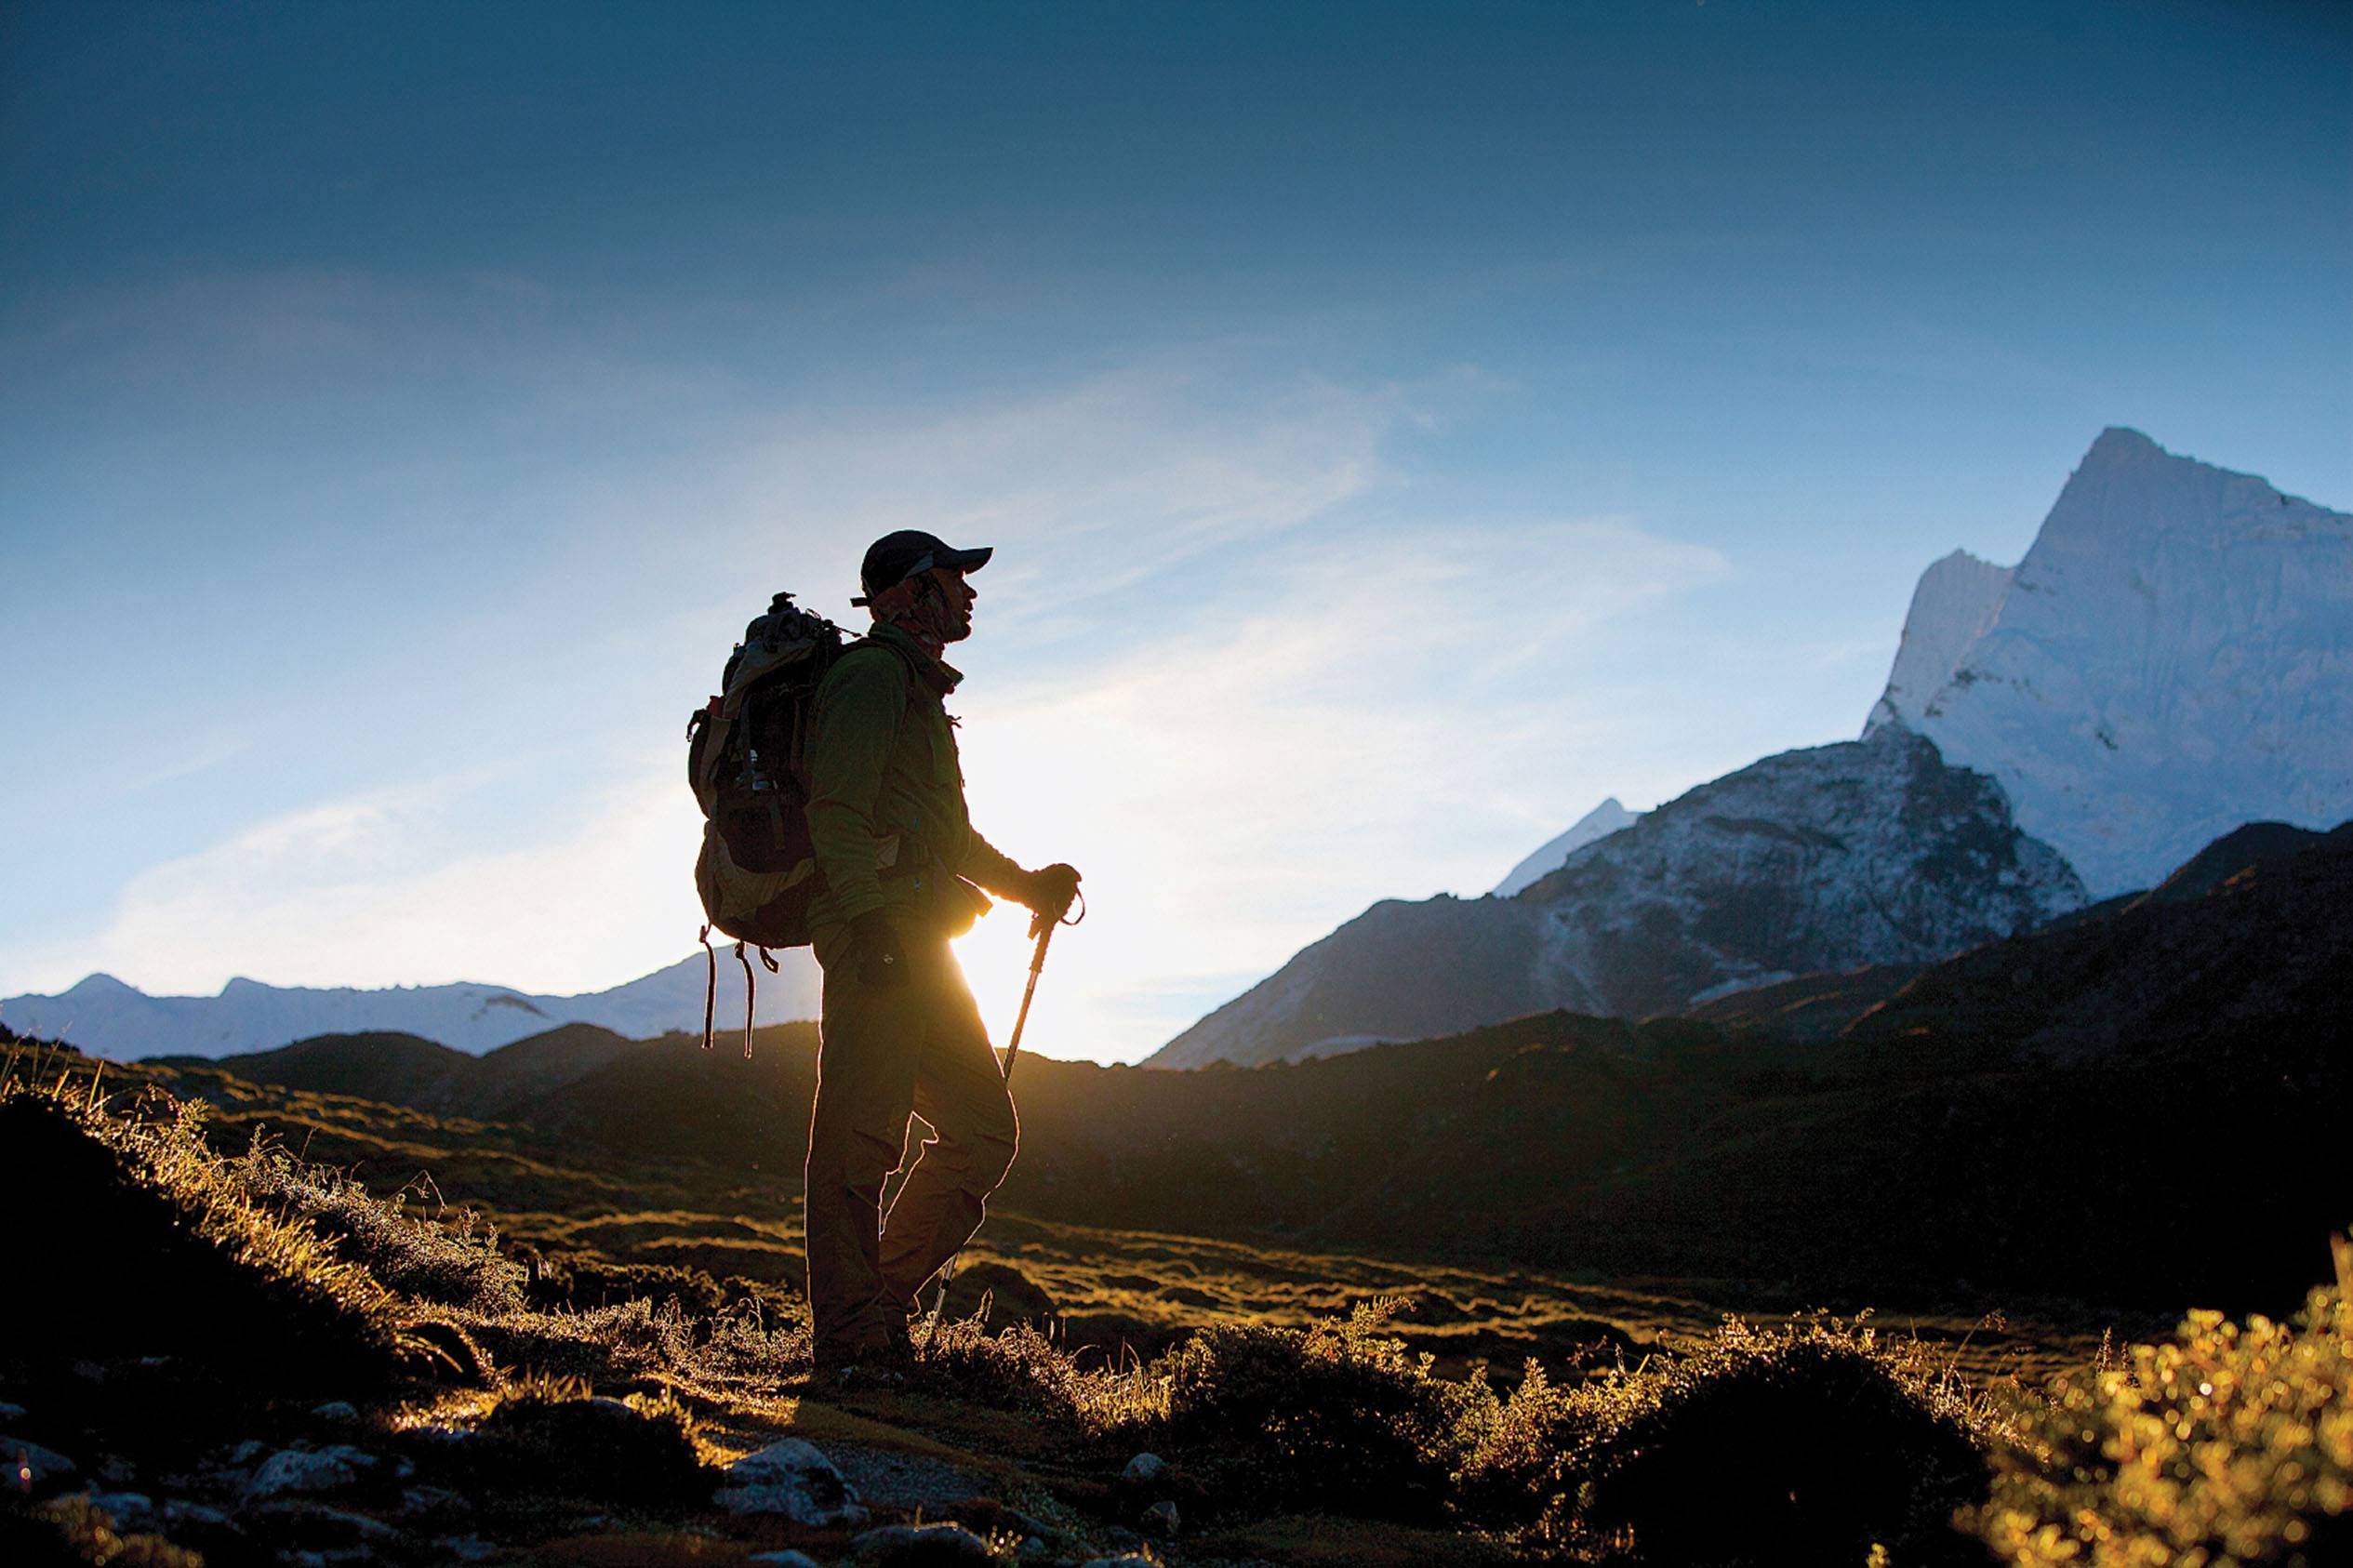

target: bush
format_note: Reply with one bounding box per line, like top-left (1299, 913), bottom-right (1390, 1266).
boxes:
top-left (1571, 1317), bottom-right (1999, 1566)
top-left (1148, 1297), bottom-right (1494, 1520)
top-left (468, 1374), bottom-right (713, 1507)
top-left (1453, 1359), bottom-right (1609, 1536)
top-left (0, 1495), bottom-right (203, 1568)
top-left (1975, 1240), bottom-right (2353, 1568)
top-left (918, 1316), bottom-right (1153, 1433)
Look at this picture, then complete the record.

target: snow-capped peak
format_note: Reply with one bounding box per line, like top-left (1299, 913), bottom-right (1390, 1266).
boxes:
top-left (1866, 549), bottom-right (2014, 736)
top-left (1871, 429), bottom-right (2353, 897)
top-left (1492, 797), bottom-right (1642, 896)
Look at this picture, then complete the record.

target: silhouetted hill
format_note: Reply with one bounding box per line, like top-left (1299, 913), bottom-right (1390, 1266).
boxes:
top-left (485, 1023), bottom-right (821, 1161)
top-left (1837, 819), bottom-right (2353, 1062)
top-left (151, 1031), bottom-right (478, 1110)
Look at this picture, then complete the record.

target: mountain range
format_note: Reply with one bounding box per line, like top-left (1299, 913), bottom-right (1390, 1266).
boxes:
top-left (133, 817), bottom-right (2353, 1313)
top-left (2, 949), bottom-right (820, 1060)
top-left (1148, 428), bottom-right (2350, 1065)
top-left (12, 427), bottom-right (2345, 1068)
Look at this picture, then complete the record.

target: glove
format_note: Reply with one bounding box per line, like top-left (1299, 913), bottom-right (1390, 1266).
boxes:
top-left (845, 910), bottom-right (907, 990)
top-left (1020, 862), bottom-right (1082, 938)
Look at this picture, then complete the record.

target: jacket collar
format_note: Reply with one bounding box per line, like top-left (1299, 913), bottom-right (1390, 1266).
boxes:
top-left (869, 619), bottom-right (963, 695)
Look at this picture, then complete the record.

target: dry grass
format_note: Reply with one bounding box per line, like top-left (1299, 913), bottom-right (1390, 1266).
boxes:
top-left (19, 1047), bottom-right (2347, 1567)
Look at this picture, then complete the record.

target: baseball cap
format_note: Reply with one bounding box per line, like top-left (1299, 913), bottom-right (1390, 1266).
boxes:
top-left (852, 529), bottom-right (993, 606)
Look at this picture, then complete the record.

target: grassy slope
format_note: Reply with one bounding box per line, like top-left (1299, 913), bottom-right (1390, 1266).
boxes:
top-left (8, 1043), bottom-right (2349, 1568)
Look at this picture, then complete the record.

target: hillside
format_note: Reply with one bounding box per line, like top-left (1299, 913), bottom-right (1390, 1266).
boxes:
top-left (160, 818), bottom-right (2352, 1315)
top-left (39, 1054), bottom-right (2351, 1568)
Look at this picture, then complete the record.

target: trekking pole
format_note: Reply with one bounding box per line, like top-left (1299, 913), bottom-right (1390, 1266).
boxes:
top-left (925, 889), bottom-right (1084, 1340)
top-left (996, 918), bottom-right (1056, 1080)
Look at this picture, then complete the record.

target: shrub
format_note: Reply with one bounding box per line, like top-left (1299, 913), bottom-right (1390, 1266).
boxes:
top-left (1453, 1359), bottom-right (1610, 1536)
top-left (1571, 1317), bottom-right (2000, 1566)
top-left (1975, 1241), bottom-right (2353, 1568)
top-left (918, 1316), bottom-right (1155, 1433)
top-left (468, 1374), bottom-right (713, 1508)
top-left (1147, 1297), bottom-right (1495, 1520)
top-left (0, 1495), bottom-right (204, 1568)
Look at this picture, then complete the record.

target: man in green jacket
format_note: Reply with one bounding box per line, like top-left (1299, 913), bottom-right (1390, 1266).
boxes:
top-left (802, 529), bottom-right (1081, 1375)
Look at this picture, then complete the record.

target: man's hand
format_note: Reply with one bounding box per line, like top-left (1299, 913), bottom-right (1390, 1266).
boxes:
top-left (846, 910), bottom-right (907, 989)
top-left (1020, 862), bottom-right (1082, 938)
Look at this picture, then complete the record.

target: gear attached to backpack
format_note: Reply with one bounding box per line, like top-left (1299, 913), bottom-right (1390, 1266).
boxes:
top-left (685, 591), bottom-right (847, 1054)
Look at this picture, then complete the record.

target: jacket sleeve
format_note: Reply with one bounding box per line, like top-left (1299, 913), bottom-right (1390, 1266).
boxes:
top-left (804, 647), bottom-right (908, 925)
top-left (958, 828), bottom-right (1030, 900)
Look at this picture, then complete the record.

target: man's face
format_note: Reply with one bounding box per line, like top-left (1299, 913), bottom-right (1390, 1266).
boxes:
top-left (927, 565), bottom-right (977, 642)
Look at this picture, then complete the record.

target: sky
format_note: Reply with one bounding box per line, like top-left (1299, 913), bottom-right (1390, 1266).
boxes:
top-left (4, 0), bottom-right (2348, 1064)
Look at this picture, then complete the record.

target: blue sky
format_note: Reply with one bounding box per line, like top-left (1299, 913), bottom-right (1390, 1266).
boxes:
top-left (4, 0), bottom-right (2347, 1062)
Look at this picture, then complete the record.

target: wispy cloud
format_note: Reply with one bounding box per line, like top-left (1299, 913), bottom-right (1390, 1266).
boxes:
top-left (4, 765), bottom-right (702, 998)
top-left (5, 355), bottom-right (1728, 1063)
top-left (947, 515), bottom-right (1730, 1060)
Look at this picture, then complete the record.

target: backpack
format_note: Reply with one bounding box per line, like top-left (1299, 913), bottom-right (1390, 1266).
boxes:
top-left (685, 591), bottom-right (848, 1053)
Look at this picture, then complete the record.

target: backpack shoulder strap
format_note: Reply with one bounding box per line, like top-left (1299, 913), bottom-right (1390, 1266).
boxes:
top-left (840, 634), bottom-right (931, 705)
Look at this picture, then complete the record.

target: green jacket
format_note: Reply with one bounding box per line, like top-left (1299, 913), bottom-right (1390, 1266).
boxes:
top-left (804, 620), bottom-right (1026, 937)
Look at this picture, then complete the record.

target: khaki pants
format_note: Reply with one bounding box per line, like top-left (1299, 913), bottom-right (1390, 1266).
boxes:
top-left (804, 925), bottom-right (1017, 1362)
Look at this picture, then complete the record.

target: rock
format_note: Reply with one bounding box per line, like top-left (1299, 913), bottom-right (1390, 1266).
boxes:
top-left (0, 1401), bottom-right (26, 1422)
top-left (749, 1552), bottom-right (826, 1568)
top-left (714, 1438), bottom-right (869, 1528)
top-left (439, 1536), bottom-right (499, 1561)
top-left (229, 1440), bottom-right (270, 1465)
top-left (246, 1448), bottom-right (361, 1499)
top-left (851, 1521), bottom-right (997, 1564)
top-left (248, 1499), bottom-right (401, 1548)
top-left (1140, 1498), bottom-right (1179, 1535)
top-left (309, 1402), bottom-right (360, 1425)
top-left (161, 1499), bottom-right (234, 1529)
top-left (1079, 1557), bottom-right (1161, 1568)
top-left (398, 1484), bottom-right (468, 1521)
top-left (1118, 1452), bottom-right (1164, 1484)
top-left (85, 1490), bottom-right (154, 1526)
top-left (1017, 1537), bottom-right (1048, 1559)
top-left (5, 1435), bottom-right (79, 1490)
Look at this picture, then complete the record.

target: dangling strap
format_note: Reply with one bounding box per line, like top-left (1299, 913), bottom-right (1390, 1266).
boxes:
top-left (736, 940), bottom-right (756, 1058)
top-left (698, 924), bottom-right (718, 1052)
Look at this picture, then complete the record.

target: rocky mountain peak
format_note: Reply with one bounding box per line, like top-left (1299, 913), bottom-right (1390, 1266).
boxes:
top-left (1877, 429), bottom-right (2352, 897)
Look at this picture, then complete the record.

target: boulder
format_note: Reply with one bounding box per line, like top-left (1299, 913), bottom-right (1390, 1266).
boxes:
top-left (84, 1490), bottom-right (154, 1526)
top-left (246, 1447), bottom-right (365, 1499)
top-left (715, 1438), bottom-right (869, 1528)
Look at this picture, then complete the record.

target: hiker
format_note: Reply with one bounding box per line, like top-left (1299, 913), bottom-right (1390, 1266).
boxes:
top-left (800, 529), bottom-right (1081, 1375)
